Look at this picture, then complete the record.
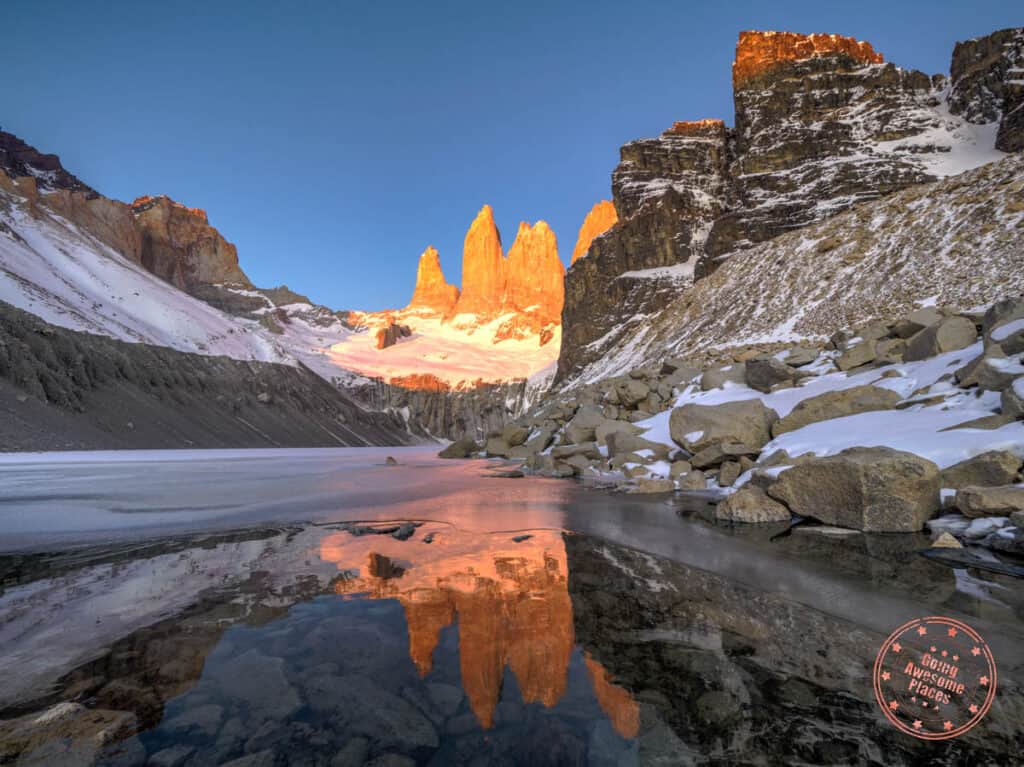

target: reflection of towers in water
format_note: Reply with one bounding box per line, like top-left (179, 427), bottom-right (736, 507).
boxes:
top-left (323, 529), bottom-right (638, 736)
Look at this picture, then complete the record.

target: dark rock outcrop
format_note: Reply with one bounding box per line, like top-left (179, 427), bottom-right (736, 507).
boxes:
top-left (948, 27), bottom-right (1024, 152)
top-left (556, 28), bottom-right (1022, 384)
top-left (0, 130), bottom-right (96, 195)
top-left (375, 319), bottom-right (412, 349)
top-left (0, 301), bottom-right (411, 451)
top-left (350, 373), bottom-right (536, 441)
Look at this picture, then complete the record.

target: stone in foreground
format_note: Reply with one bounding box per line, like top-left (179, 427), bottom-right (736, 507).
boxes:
top-left (766, 447), bottom-right (941, 532)
top-left (955, 485), bottom-right (1024, 518)
top-left (771, 385), bottom-right (902, 437)
top-left (940, 450), bottom-right (1022, 489)
top-left (669, 399), bottom-right (779, 453)
top-left (715, 486), bottom-right (791, 523)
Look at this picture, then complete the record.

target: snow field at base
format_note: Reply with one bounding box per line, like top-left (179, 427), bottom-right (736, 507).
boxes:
top-left (324, 310), bottom-right (560, 386)
top-left (632, 343), bottom-right (1024, 483)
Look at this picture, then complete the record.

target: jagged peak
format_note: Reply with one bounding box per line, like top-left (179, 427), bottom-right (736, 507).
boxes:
top-left (571, 200), bottom-right (618, 264)
top-left (131, 194), bottom-right (209, 223)
top-left (733, 30), bottom-right (884, 88)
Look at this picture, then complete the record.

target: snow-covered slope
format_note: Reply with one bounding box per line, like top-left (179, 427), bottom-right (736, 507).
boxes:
top-left (0, 186), bottom-right (558, 397)
top-left (0, 189), bottom-right (287, 363)
top-left (327, 308), bottom-right (560, 386)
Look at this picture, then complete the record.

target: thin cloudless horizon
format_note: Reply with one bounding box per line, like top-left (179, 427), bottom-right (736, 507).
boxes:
top-left (5, 1), bottom-right (1021, 311)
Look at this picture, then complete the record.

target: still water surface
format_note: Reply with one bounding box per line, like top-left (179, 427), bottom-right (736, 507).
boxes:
top-left (0, 448), bottom-right (1021, 765)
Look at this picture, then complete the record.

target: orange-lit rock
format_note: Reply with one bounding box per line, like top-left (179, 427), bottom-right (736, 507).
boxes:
top-left (503, 220), bottom-right (564, 324)
top-left (407, 245), bottom-right (459, 314)
top-left (663, 119), bottom-right (728, 139)
top-left (571, 200), bottom-right (618, 264)
top-left (129, 194), bottom-right (251, 289)
top-left (323, 529), bottom-right (592, 731)
top-left (387, 372), bottom-right (452, 392)
top-left (454, 204), bottom-right (505, 316)
top-left (585, 654), bottom-right (640, 739)
top-left (733, 30), bottom-right (883, 88)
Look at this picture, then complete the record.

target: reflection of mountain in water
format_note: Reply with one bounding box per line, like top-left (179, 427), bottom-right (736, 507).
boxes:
top-left (322, 528), bottom-right (639, 736)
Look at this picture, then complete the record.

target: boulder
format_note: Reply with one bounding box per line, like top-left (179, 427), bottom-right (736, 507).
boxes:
top-left (853, 321), bottom-right (892, 342)
top-left (836, 341), bottom-right (877, 371)
top-left (484, 436), bottom-right (512, 458)
top-left (700, 363), bottom-right (747, 391)
top-left (983, 296), bottom-right (1024, 354)
top-left (594, 419), bottom-right (641, 446)
top-left (615, 379), bottom-right (650, 408)
top-left (954, 345), bottom-right (1006, 387)
top-left (689, 442), bottom-right (761, 469)
top-left (746, 356), bottom-right (797, 393)
top-left (551, 442), bottom-right (601, 460)
top-left (630, 478), bottom-right (676, 494)
top-left (930, 532), bottom-right (963, 549)
top-left (669, 460), bottom-right (692, 479)
top-left (1003, 381), bottom-right (1024, 418)
top-left (955, 485), bottom-right (1024, 518)
top-left (766, 447), bottom-right (941, 532)
top-left (670, 399), bottom-right (779, 453)
top-left (677, 470), bottom-right (707, 490)
top-left (715, 486), bottom-right (791, 523)
top-left (903, 316), bottom-right (977, 362)
top-left (875, 338), bottom-right (907, 364)
top-left (438, 438), bottom-right (479, 459)
top-left (523, 425), bottom-right (556, 452)
top-left (771, 385), bottom-right (902, 437)
top-left (564, 406), bottom-right (606, 443)
top-left (717, 461), bottom-right (742, 487)
top-left (501, 424), bottom-right (530, 447)
top-left (893, 307), bottom-right (944, 338)
top-left (606, 431), bottom-right (671, 460)
top-left (782, 347), bottom-right (818, 367)
top-left (940, 451), bottom-right (1022, 489)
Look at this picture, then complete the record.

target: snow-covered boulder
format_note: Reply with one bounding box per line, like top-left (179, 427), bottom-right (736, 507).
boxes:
top-left (771, 385), bottom-right (902, 437)
top-left (669, 399), bottom-right (779, 453)
top-left (940, 451), bottom-right (1022, 489)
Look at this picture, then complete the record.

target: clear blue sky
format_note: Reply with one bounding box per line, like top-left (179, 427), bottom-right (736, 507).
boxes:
top-left (5, 1), bottom-right (1020, 310)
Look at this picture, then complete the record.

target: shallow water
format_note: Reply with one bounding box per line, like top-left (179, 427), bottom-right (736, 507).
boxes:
top-left (0, 448), bottom-right (1022, 765)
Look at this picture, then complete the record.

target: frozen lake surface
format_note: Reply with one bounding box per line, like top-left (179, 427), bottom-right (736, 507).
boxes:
top-left (0, 448), bottom-right (1022, 765)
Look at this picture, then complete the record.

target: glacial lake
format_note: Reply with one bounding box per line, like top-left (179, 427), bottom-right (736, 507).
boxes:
top-left (0, 447), bottom-right (1021, 765)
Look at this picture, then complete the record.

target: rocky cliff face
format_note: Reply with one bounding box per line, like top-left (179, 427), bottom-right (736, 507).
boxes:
top-left (453, 205), bottom-right (505, 316)
top-left (571, 200), bottom-right (617, 263)
top-left (948, 27), bottom-right (1024, 151)
top-left (130, 194), bottom-right (253, 309)
top-left (557, 27), bottom-right (1017, 384)
top-left (350, 372), bottom-right (548, 441)
top-left (407, 245), bottom-right (459, 314)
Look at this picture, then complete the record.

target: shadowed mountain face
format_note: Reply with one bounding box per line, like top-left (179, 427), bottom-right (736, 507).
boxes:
top-left (557, 27), bottom-right (1022, 385)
